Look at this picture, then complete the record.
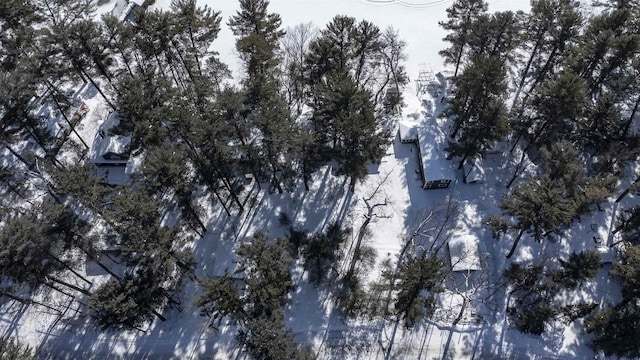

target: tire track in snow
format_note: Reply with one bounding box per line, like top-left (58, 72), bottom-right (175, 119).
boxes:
top-left (360, 0), bottom-right (453, 8)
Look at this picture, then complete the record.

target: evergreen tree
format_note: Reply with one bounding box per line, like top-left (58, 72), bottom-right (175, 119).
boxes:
top-left (519, 70), bottom-right (586, 148)
top-left (446, 54), bottom-right (510, 168)
top-left (170, 0), bottom-right (224, 83)
top-left (580, 93), bottom-right (627, 151)
top-left (500, 175), bottom-right (576, 258)
top-left (0, 336), bottom-right (36, 360)
top-left (195, 232), bottom-right (308, 358)
top-left (88, 264), bottom-right (168, 330)
top-left (302, 221), bottom-right (350, 285)
top-left (310, 71), bottom-right (389, 191)
top-left (229, 0), bottom-right (297, 193)
top-left (466, 10), bottom-right (524, 64)
top-left (569, 8), bottom-right (639, 96)
top-left (383, 252), bottom-right (446, 328)
top-left (112, 69), bottom-right (177, 152)
top-left (587, 245), bottom-right (640, 357)
top-left (228, 0), bottom-right (284, 80)
top-left (196, 270), bottom-right (244, 328)
top-left (438, 0), bottom-right (488, 77)
top-left (236, 232), bottom-right (294, 318)
top-left (238, 309), bottom-right (312, 360)
top-left (554, 250), bottom-right (601, 289)
top-left (446, 94), bottom-right (510, 169)
top-left (512, 0), bottom-right (582, 108)
top-left (448, 54), bottom-right (508, 138)
top-left (142, 144), bottom-right (206, 235)
top-left (587, 301), bottom-right (640, 358)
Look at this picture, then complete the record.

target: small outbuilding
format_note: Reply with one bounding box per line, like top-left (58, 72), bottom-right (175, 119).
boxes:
top-left (463, 156), bottom-right (485, 184)
top-left (448, 234), bottom-right (481, 272)
top-left (93, 111), bottom-right (131, 165)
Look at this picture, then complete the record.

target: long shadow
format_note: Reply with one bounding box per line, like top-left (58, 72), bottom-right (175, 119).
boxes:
top-left (0, 302), bottom-right (27, 340)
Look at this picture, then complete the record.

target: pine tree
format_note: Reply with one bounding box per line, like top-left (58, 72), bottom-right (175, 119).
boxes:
top-left (228, 0), bottom-right (284, 80)
top-left (310, 71), bottom-right (389, 191)
top-left (228, 0), bottom-right (297, 193)
top-left (466, 10), bottom-right (524, 64)
top-left (0, 336), bottom-right (36, 360)
top-left (196, 270), bottom-right (244, 328)
top-left (384, 252), bottom-right (446, 328)
top-left (302, 221), bottom-right (350, 285)
top-left (448, 54), bottom-right (508, 138)
top-left (512, 0), bottom-right (582, 108)
top-left (446, 95), bottom-right (510, 169)
top-left (580, 93), bottom-right (627, 151)
top-left (438, 0), bottom-right (488, 77)
top-left (500, 175), bottom-right (576, 258)
top-left (88, 264), bottom-right (168, 330)
top-left (238, 309), bottom-right (312, 360)
top-left (587, 245), bottom-right (640, 357)
top-left (519, 70), bottom-right (586, 148)
top-left (236, 232), bottom-right (294, 318)
top-left (554, 250), bottom-right (601, 289)
top-left (112, 69), bottom-right (177, 153)
top-left (569, 8), bottom-right (639, 96)
top-left (170, 0), bottom-right (224, 82)
top-left (195, 231), bottom-right (308, 358)
top-left (0, 210), bottom-right (92, 296)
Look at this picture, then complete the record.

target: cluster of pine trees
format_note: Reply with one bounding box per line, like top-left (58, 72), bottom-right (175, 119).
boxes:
top-left (0, 0), bottom-right (407, 355)
top-left (440, 0), bottom-right (640, 353)
top-left (3, 0), bottom-right (640, 357)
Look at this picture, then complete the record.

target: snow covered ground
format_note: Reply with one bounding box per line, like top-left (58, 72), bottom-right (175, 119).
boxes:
top-left (3, 0), bottom-right (635, 359)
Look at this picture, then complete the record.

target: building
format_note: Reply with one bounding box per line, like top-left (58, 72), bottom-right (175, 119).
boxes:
top-left (92, 111), bottom-right (135, 186)
top-left (111, 0), bottom-right (143, 23)
top-left (398, 121), bottom-right (419, 143)
top-left (398, 119), bottom-right (456, 189)
top-left (462, 156), bottom-right (485, 184)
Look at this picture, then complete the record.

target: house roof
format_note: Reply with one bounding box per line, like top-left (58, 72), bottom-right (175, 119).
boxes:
top-left (92, 111), bottom-right (131, 165)
top-left (418, 121), bottom-right (456, 182)
top-left (111, 0), bottom-right (142, 22)
top-left (398, 121), bottom-right (418, 142)
top-left (448, 234), bottom-right (481, 271)
top-left (95, 166), bottom-right (131, 187)
top-left (463, 156), bottom-right (485, 183)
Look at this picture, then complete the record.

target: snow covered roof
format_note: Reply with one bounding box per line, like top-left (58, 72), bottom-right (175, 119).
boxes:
top-left (448, 234), bottom-right (481, 272)
top-left (463, 156), bottom-right (485, 184)
top-left (95, 166), bottom-right (131, 187)
top-left (92, 111), bottom-right (131, 165)
top-left (398, 121), bottom-right (418, 142)
top-left (418, 121), bottom-right (456, 182)
top-left (111, 0), bottom-right (143, 23)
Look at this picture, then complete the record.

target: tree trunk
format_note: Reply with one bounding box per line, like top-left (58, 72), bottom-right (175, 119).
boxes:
top-left (48, 252), bottom-right (93, 286)
top-left (80, 67), bottom-right (116, 110)
top-left (624, 93), bottom-right (640, 135)
top-left (5, 144), bottom-right (34, 169)
top-left (0, 288), bottom-right (62, 314)
top-left (150, 307), bottom-right (167, 322)
top-left (506, 148), bottom-right (529, 189)
top-left (506, 228), bottom-right (526, 259)
top-left (46, 81), bottom-right (89, 150)
top-left (512, 40), bottom-right (542, 110)
top-left (47, 276), bottom-right (91, 296)
top-left (453, 43), bottom-right (465, 78)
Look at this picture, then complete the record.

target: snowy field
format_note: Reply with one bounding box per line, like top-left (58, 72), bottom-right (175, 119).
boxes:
top-left (3, 0), bottom-right (634, 359)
